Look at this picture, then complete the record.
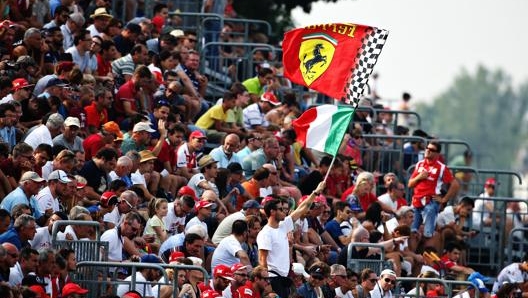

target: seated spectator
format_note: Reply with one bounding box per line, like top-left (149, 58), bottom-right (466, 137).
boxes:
top-left (52, 117), bottom-right (84, 153)
top-left (82, 121), bottom-right (122, 160)
top-left (187, 155), bottom-right (220, 198)
top-left (198, 264), bottom-right (235, 296)
top-left (9, 246), bottom-right (39, 287)
top-left (103, 190), bottom-right (138, 229)
top-left (436, 242), bottom-right (474, 276)
top-left (101, 211), bottom-right (143, 262)
top-left (211, 220), bottom-right (251, 269)
top-left (209, 133), bottom-right (242, 169)
top-left (35, 170), bottom-right (71, 215)
top-left (78, 147), bottom-right (118, 200)
top-left (24, 113), bottom-right (64, 150)
top-left (61, 282), bottom-right (89, 298)
top-left (0, 103), bottom-right (19, 150)
top-left (116, 254), bottom-right (164, 297)
top-left (196, 91), bottom-right (243, 142)
top-left (84, 86), bottom-right (113, 134)
top-left (236, 132), bottom-right (263, 162)
top-left (435, 197), bottom-right (475, 253)
top-left (0, 171), bottom-right (46, 222)
top-left (296, 262), bottom-right (330, 298)
top-left (242, 67), bottom-right (274, 103)
top-left (131, 150), bottom-right (160, 202)
top-left (242, 92), bottom-right (281, 132)
top-left (0, 214), bottom-right (37, 250)
top-left (176, 131), bottom-right (207, 180)
top-left (56, 212), bottom-right (94, 241)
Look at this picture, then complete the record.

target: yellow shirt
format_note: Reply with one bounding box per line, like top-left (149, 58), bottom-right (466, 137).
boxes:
top-left (196, 105), bottom-right (228, 129)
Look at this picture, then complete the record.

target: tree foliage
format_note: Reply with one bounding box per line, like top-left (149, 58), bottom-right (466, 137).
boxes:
top-left (416, 65), bottom-right (528, 170)
top-left (234, 0), bottom-right (338, 42)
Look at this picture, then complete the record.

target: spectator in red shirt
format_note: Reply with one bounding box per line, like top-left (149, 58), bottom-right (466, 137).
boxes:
top-left (408, 141), bottom-right (459, 240)
top-left (84, 87), bottom-right (113, 134)
top-left (82, 121), bottom-right (123, 160)
top-left (436, 241), bottom-right (474, 275)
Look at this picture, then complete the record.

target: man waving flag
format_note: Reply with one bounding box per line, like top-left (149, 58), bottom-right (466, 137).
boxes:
top-left (282, 23), bottom-right (388, 104)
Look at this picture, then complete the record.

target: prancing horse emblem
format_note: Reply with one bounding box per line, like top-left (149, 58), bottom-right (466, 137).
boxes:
top-left (303, 43), bottom-right (327, 77)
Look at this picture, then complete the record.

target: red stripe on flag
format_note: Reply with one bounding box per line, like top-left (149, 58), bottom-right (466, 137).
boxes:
top-left (292, 107), bottom-right (318, 147)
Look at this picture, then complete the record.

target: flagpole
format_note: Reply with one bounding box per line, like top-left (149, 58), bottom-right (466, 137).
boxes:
top-left (322, 98), bottom-right (360, 184)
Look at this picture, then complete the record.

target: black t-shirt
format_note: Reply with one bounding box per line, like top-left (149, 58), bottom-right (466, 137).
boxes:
top-left (79, 160), bottom-right (108, 194)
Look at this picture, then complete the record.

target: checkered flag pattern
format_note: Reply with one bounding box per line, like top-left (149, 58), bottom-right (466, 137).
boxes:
top-left (343, 28), bottom-right (389, 105)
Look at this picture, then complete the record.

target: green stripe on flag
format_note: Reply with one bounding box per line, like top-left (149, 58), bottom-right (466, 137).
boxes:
top-left (324, 106), bottom-right (355, 156)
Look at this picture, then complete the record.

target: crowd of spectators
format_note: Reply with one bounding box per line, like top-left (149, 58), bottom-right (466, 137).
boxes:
top-left (0, 1), bottom-right (527, 298)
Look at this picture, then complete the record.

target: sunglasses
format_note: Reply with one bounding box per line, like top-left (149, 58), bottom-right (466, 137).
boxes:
top-left (384, 278), bottom-right (396, 285)
top-left (275, 207), bottom-right (289, 213)
top-left (369, 278), bottom-right (377, 283)
top-left (426, 147), bottom-right (438, 152)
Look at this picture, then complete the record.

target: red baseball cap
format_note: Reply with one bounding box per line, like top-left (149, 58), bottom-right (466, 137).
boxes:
top-left (178, 186), bottom-right (198, 201)
top-left (62, 283), bottom-right (89, 296)
top-left (260, 92), bottom-right (281, 106)
top-left (261, 196), bottom-right (275, 206)
top-left (169, 251), bottom-right (185, 263)
top-left (189, 130), bottom-right (207, 141)
top-left (213, 264), bottom-right (234, 281)
top-left (485, 178), bottom-right (497, 186)
top-left (100, 191), bottom-right (118, 208)
top-left (195, 200), bottom-right (213, 211)
top-left (12, 78), bottom-right (34, 91)
top-left (230, 263), bottom-right (247, 274)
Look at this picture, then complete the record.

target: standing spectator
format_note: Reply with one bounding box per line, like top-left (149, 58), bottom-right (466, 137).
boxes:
top-left (408, 141), bottom-right (459, 246)
top-left (257, 181), bottom-right (325, 298)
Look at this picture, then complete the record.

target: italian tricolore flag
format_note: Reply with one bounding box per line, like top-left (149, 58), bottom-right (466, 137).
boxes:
top-left (292, 105), bottom-right (355, 156)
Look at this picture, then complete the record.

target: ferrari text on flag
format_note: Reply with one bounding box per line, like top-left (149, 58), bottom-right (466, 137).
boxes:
top-left (282, 23), bottom-right (388, 104)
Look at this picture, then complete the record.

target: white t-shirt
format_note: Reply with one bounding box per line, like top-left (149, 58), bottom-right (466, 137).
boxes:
top-left (30, 227), bottom-right (52, 250)
top-left (185, 216), bottom-right (209, 240)
top-left (131, 169), bottom-right (147, 187)
top-left (163, 202), bottom-right (186, 236)
top-left (256, 216), bottom-right (294, 277)
top-left (57, 225), bottom-right (78, 241)
top-left (103, 207), bottom-right (122, 226)
top-left (116, 272), bottom-right (153, 297)
top-left (101, 227), bottom-right (124, 262)
top-left (377, 193), bottom-right (397, 213)
top-left (211, 234), bottom-right (244, 269)
top-left (212, 211), bottom-right (245, 244)
top-left (436, 206), bottom-right (455, 228)
top-left (335, 287), bottom-right (355, 298)
top-left (24, 125), bottom-right (53, 149)
top-left (493, 263), bottom-right (528, 292)
top-left (35, 186), bottom-right (60, 214)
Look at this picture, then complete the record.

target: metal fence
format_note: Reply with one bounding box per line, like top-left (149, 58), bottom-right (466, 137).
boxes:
top-left (395, 277), bottom-right (479, 298)
top-left (75, 261), bottom-right (208, 298)
top-left (345, 242), bottom-right (389, 275)
top-left (462, 196), bottom-right (528, 276)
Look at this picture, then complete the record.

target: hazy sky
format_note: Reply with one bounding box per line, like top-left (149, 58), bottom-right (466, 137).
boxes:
top-left (291, 0), bottom-right (528, 105)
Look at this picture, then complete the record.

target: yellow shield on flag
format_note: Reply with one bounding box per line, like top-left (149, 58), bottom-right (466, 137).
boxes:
top-left (299, 38), bottom-right (336, 86)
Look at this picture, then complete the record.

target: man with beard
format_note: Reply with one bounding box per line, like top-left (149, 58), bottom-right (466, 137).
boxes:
top-left (257, 181), bottom-right (326, 298)
top-left (209, 133), bottom-right (241, 169)
top-left (35, 170), bottom-right (71, 215)
top-left (42, 27), bottom-right (65, 74)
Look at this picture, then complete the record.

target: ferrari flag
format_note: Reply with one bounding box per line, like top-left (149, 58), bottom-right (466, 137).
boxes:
top-left (282, 23), bottom-right (388, 103)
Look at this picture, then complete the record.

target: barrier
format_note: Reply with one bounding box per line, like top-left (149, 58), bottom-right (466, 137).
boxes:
top-left (371, 108), bottom-right (422, 135)
top-left (345, 242), bottom-right (389, 275)
top-left (76, 261), bottom-right (209, 298)
top-left (462, 196), bottom-right (528, 275)
top-left (395, 277), bottom-right (479, 298)
top-left (507, 227), bottom-right (528, 263)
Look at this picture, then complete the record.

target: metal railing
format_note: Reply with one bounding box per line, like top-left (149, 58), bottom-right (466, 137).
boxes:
top-left (346, 242), bottom-right (388, 275)
top-left (76, 261), bottom-right (210, 298)
top-left (395, 277), bottom-right (479, 298)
